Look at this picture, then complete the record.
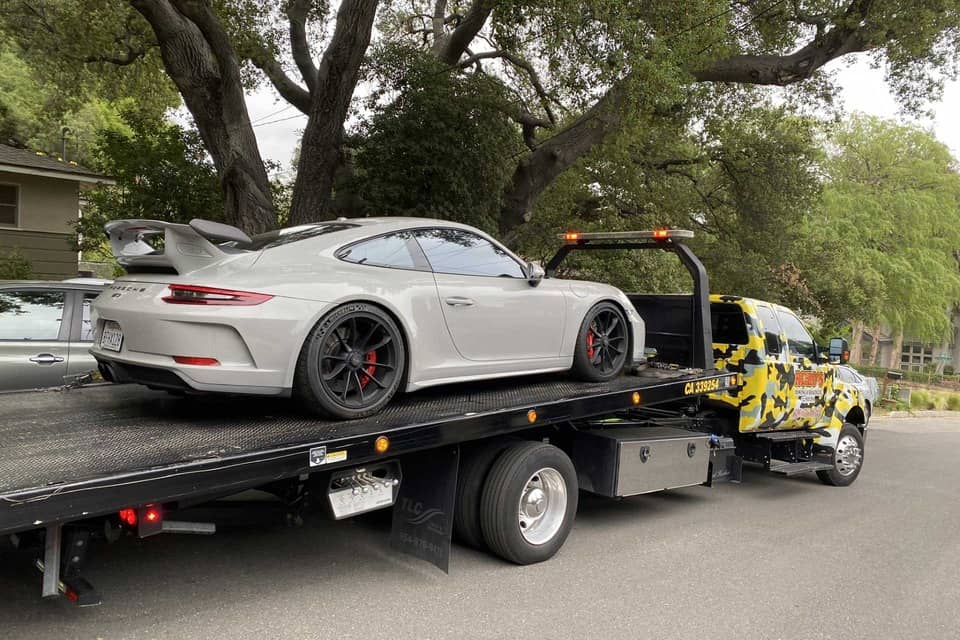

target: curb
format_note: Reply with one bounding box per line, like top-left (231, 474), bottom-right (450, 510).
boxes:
top-left (879, 410), bottom-right (958, 419)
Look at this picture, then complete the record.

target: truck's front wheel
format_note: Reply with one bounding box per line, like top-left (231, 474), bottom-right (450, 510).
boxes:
top-left (480, 441), bottom-right (578, 564)
top-left (817, 423), bottom-right (865, 487)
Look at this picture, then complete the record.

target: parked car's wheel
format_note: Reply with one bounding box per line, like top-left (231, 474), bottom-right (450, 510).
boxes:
top-left (480, 441), bottom-right (578, 564)
top-left (295, 302), bottom-right (405, 419)
top-left (817, 423), bottom-right (865, 487)
top-left (453, 439), bottom-right (513, 550)
top-left (571, 302), bottom-right (629, 382)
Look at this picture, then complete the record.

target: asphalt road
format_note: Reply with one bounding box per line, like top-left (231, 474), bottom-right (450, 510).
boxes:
top-left (2, 416), bottom-right (959, 640)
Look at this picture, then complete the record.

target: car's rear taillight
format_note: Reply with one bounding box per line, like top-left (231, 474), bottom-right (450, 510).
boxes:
top-left (162, 284), bottom-right (272, 306)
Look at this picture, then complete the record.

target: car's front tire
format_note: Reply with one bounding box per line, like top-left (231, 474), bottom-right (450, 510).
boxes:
top-left (571, 301), bottom-right (630, 382)
top-left (295, 302), bottom-right (405, 419)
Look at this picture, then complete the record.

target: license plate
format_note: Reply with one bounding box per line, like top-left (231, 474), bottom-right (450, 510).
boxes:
top-left (100, 322), bottom-right (123, 352)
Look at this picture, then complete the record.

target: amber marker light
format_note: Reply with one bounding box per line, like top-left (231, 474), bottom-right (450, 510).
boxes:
top-left (652, 229), bottom-right (669, 241)
top-left (527, 409), bottom-right (538, 423)
top-left (563, 231), bottom-right (579, 242)
top-left (375, 436), bottom-right (390, 454)
top-left (632, 391), bottom-right (642, 405)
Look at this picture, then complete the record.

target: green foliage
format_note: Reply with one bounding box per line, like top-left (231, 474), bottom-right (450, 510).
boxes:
top-left (0, 249), bottom-right (32, 279)
top-left (807, 116), bottom-right (960, 341)
top-left (78, 112), bottom-right (225, 253)
top-left (350, 45), bottom-right (519, 234)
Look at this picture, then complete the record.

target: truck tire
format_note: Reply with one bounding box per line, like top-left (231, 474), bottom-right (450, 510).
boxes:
top-left (817, 423), bottom-right (865, 487)
top-left (453, 439), bottom-right (512, 550)
top-left (480, 441), bottom-right (578, 564)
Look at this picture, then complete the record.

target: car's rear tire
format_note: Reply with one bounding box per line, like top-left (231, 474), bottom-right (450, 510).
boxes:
top-left (817, 423), bottom-right (864, 487)
top-left (480, 441), bottom-right (578, 565)
top-left (295, 302), bottom-right (405, 419)
top-left (571, 302), bottom-right (629, 382)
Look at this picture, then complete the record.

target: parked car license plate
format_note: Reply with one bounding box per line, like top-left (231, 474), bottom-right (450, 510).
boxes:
top-left (100, 322), bottom-right (124, 352)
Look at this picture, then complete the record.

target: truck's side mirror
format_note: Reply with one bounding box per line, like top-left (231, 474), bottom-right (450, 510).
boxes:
top-left (526, 261), bottom-right (545, 287)
top-left (829, 337), bottom-right (850, 364)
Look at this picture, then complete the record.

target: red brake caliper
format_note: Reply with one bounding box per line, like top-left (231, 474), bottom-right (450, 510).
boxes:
top-left (360, 350), bottom-right (377, 388)
top-left (586, 329), bottom-right (595, 360)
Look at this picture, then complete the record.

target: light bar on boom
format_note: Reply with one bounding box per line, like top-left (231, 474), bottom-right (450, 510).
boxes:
top-left (560, 229), bottom-right (695, 243)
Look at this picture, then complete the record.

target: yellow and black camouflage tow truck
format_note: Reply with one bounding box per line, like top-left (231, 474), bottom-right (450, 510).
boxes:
top-left (703, 295), bottom-right (867, 486)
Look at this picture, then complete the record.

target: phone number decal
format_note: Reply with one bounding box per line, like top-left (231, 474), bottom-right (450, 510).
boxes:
top-left (684, 378), bottom-right (722, 395)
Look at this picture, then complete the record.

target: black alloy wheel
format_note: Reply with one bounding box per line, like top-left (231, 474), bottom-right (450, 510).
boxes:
top-left (296, 303), bottom-right (405, 419)
top-left (571, 302), bottom-right (629, 382)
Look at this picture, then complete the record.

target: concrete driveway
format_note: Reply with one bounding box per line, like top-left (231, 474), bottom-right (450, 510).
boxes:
top-left (1, 416), bottom-right (958, 639)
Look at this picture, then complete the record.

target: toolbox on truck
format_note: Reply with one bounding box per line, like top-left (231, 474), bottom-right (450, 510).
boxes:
top-left (572, 426), bottom-right (711, 497)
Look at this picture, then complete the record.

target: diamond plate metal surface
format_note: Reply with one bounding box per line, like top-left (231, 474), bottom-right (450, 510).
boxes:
top-left (0, 374), bottom-right (661, 494)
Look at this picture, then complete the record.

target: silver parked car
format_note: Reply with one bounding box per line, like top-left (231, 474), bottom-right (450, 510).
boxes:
top-left (91, 217), bottom-right (646, 419)
top-left (0, 278), bottom-right (110, 391)
top-left (836, 364), bottom-right (879, 422)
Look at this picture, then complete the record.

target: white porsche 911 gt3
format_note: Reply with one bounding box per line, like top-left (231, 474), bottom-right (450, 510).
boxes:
top-left (91, 217), bottom-right (645, 418)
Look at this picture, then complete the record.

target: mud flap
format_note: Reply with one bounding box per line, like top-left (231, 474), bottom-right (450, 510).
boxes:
top-left (390, 445), bottom-right (459, 572)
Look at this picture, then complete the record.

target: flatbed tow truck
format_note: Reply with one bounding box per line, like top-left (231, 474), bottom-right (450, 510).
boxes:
top-left (0, 230), bottom-right (858, 606)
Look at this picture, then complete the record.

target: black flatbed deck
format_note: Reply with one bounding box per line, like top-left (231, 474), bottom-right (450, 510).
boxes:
top-left (0, 369), bottom-right (732, 535)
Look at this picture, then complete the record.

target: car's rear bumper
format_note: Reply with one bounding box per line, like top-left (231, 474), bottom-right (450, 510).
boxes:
top-left (94, 354), bottom-right (289, 396)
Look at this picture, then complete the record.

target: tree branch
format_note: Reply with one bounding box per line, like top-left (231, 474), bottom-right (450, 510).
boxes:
top-left (694, 0), bottom-right (876, 85)
top-left (249, 48), bottom-right (312, 113)
top-left (457, 49), bottom-right (557, 125)
top-left (287, 0), bottom-right (318, 92)
top-left (435, 0), bottom-right (497, 66)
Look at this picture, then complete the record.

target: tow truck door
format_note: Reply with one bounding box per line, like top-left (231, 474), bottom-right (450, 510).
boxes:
top-left (775, 308), bottom-right (827, 428)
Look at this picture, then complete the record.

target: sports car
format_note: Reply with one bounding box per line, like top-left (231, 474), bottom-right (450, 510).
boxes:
top-left (90, 217), bottom-right (645, 418)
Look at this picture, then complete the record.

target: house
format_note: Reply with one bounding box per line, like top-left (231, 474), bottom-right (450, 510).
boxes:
top-left (858, 314), bottom-right (960, 374)
top-left (0, 144), bottom-right (114, 279)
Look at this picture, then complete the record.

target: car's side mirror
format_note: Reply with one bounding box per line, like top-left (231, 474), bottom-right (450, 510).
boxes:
top-left (526, 261), bottom-right (545, 287)
top-left (829, 337), bottom-right (850, 364)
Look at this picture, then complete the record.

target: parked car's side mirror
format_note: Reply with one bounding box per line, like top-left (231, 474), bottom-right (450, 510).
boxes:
top-left (829, 337), bottom-right (850, 364)
top-left (526, 261), bottom-right (545, 287)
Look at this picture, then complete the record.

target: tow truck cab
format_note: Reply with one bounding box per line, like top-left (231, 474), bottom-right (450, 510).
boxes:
top-left (704, 295), bottom-right (867, 439)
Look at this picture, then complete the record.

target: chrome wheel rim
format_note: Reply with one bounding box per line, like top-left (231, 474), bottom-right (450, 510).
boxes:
top-left (518, 467), bottom-right (567, 545)
top-left (835, 434), bottom-right (863, 476)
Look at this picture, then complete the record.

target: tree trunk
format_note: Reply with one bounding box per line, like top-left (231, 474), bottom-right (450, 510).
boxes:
top-left (849, 320), bottom-right (864, 364)
top-left (499, 82), bottom-right (628, 242)
top-left (131, 0), bottom-right (275, 234)
top-left (889, 330), bottom-right (904, 370)
top-left (868, 322), bottom-right (882, 366)
top-left (288, 0), bottom-right (378, 226)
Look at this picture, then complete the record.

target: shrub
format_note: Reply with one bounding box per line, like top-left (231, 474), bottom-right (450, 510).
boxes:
top-left (910, 389), bottom-right (935, 410)
top-left (0, 249), bottom-right (32, 279)
top-left (947, 395), bottom-right (960, 411)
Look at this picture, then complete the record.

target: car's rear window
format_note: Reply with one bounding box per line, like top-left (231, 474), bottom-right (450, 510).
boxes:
top-left (711, 303), bottom-right (749, 345)
top-left (238, 223), bottom-right (357, 250)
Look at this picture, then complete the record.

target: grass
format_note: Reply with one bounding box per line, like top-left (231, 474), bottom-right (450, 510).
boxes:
top-left (907, 388), bottom-right (960, 411)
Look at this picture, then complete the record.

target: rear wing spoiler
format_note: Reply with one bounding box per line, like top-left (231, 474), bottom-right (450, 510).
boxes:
top-left (105, 219), bottom-right (251, 275)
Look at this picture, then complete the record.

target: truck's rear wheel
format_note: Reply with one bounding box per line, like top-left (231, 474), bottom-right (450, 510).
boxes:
top-left (454, 439), bottom-right (512, 550)
top-left (817, 423), bottom-right (864, 486)
top-left (480, 441), bottom-right (578, 564)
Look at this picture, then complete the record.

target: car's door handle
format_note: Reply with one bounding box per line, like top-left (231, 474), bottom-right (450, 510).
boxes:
top-left (444, 297), bottom-right (475, 307)
top-left (30, 353), bottom-right (65, 365)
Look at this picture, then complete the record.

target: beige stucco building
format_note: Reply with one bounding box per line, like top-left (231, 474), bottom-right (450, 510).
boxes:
top-left (0, 144), bottom-right (114, 279)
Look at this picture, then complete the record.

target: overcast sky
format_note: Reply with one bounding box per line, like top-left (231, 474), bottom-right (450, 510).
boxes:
top-left (243, 53), bottom-right (960, 173)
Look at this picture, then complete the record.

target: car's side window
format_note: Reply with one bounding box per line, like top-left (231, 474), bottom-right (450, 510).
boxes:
top-left (415, 228), bottom-right (525, 278)
top-left (0, 290), bottom-right (66, 340)
top-left (754, 305), bottom-right (782, 355)
top-left (338, 232), bottom-right (429, 271)
top-left (776, 310), bottom-right (816, 360)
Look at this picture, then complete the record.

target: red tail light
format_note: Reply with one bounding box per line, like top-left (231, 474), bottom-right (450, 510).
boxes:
top-left (118, 508), bottom-right (137, 527)
top-left (173, 356), bottom-right (220, 366)
top-left (162, 285), bottom-right (272, 306)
